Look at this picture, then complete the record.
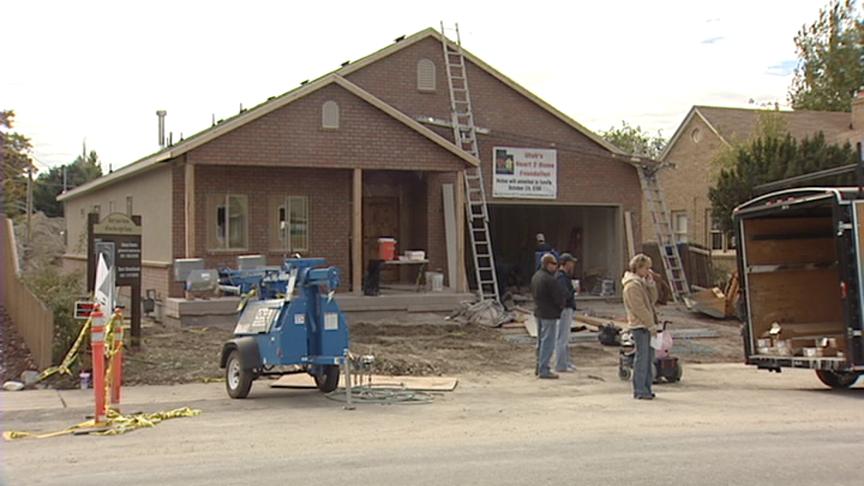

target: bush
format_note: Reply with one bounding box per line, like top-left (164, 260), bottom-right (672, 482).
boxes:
top-left (22, 267), bottom-right (87, 364)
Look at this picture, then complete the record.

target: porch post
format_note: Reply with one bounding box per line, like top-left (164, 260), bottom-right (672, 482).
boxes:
top-left (352, 168), bottom-right (363, 294)
top-left (184, 162), bottom-right (195, 258)
top-left (455, 170), bottom-right (467, 292)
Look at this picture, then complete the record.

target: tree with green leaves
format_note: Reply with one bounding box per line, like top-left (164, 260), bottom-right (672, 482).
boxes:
top-left (788, 0), bottom-right (864, 112)
top-left (601, 121), bottom-right (667, 159)
top-left (33, 151), bottom-right (102, 217)
top-left (1, 110), bottom-right (34, 217)
top-left (709, 132), bottom-right (856, 233)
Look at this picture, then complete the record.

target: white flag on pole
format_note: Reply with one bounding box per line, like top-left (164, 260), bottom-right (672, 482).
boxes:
top-left (94, 253), bottom-right (115, 312)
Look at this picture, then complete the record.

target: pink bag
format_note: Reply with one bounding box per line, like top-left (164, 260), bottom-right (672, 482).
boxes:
top-left (651, 330), bottom-right (673, 359)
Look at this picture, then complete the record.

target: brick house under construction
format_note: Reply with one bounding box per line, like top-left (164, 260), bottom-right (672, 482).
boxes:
top-left (59, 28), bottom-right (645, 304)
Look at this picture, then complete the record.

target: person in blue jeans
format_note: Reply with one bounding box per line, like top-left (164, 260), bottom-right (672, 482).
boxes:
top-left (622, 254), bottom-right (659, 400)
top-left (531, 253), bottom-right (565, 379)
top-left (555, 253), bottom-right (578, 373)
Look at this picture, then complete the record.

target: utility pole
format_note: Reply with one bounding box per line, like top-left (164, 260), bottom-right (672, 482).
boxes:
top-left (62, 165), bottom-right (67, 193)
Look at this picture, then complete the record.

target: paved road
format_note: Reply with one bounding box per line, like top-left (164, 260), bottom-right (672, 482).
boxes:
top-left (2, 363), bottom-right (863, 485)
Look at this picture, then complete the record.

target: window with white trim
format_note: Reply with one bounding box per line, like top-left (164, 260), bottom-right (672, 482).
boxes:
top-left (269, 195), bottom-right (309, 252)
top-left (322, 100), bottom-right (339, 129)
top-left (417, 58), bottom-right (436, 91)
top-left (671, 210), bottom-right (689, 243)
top-left (707, 209), bottom-right (735, 252)
top-left (207, 194), bottom-right (248, 250)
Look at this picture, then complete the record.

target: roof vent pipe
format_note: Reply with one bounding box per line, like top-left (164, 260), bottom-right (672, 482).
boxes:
top-left (156, 110), bottom-right (167, 147)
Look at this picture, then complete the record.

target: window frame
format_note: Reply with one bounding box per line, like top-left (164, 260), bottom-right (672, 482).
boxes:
top-left (671, 210), bottom-right (689, 244)
top-left (269, 195), bottom-right (310, 253)
top-left (207, 193), bottom-right (249, 252)
top-left (706, 208), bottom-right (735, 253)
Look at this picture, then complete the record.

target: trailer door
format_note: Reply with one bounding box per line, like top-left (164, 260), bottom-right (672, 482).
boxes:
top-left (854, 201), bottom-right (864, 366)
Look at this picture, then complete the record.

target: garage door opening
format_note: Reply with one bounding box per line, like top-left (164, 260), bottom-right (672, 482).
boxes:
top-left (487, 204), bottom-right (623, 295)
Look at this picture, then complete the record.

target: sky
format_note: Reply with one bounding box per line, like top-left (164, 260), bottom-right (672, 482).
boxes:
top-left (1, 0), bottom-right (830, 174)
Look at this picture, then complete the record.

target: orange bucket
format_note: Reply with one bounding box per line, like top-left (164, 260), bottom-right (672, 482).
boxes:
top-left (377, 238), bottom-right (397, 261)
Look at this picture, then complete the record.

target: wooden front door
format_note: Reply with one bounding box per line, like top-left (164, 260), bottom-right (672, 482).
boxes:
top-left (363, 197), bottom-right (400, 283)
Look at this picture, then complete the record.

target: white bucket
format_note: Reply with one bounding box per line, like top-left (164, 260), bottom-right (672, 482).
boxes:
top-left (426, 272), bottom-right (444, 292)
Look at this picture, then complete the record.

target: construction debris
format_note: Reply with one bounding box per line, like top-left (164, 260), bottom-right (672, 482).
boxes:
top-left (691, 272), bottom-right (740, 319)
top-left (447, 300), bottom-right (513, 328)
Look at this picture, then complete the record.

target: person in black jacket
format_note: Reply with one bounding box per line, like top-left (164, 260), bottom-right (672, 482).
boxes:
top-left (530, 253), bottom-right (565, 379)
top-left (555, 253), bottom-right (578, 372)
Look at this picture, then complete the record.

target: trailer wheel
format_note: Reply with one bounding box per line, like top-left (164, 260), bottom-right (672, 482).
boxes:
top-left (225, 350), bottom-right (254, 399)
top-left (815, 370), bottom-right (860, 389)
top-left (314, 365), bottom-right (340, 393)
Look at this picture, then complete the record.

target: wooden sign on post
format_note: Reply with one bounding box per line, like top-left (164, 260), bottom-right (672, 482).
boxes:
top-left (87, 213), bottom-right (143, 348)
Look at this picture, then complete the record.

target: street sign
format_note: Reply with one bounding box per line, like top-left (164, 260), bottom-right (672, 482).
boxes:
top-left (87, 213), bottom-right (143, 347)
top-left (74, 301), bottom-right (96, 320)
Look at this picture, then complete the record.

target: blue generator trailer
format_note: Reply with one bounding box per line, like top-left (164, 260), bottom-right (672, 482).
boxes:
top-left (219, 258), bottom-right (351, 399)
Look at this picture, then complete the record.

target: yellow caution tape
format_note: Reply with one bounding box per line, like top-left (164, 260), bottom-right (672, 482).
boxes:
top-left (36, 317), bottom-right (93, 382)
top-left (6, 309), bottom-right (201, 442)
top-left (2, 407), bottom-right (201, 441)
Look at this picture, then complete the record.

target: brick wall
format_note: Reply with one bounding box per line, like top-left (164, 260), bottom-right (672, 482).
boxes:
top-left (170, 159), bottom-right (187, 297)
top-left (646, 115), bottom-right (726, 248)
top-left (187, 83), bottom-right (466, 173)
top-left (347, 36), bottom-right (643, 244)
top-left (192, 164), bottom-right (353, 275)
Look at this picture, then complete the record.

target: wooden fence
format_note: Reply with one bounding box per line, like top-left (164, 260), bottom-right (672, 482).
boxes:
top-left (1, 215), bottom-right (54, 369)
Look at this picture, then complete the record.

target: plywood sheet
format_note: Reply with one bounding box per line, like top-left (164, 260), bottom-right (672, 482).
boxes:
top-left (271, 373), bottom-right (458, 391)
top-left (745, 237), bottom-right (836, 265)
top-left (744, 217), bottom-right (832, 238)
top-left (748, 268), bottom-right (843, 337)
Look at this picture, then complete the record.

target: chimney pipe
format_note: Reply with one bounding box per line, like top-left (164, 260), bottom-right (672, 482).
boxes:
top-left (156, 110), bottom-right (167, 147)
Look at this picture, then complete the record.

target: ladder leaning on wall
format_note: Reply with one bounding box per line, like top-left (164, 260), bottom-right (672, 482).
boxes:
top-left (440, 22), bottom-right (500, 303)
top-left (636, 164), bottom-right (693, 307)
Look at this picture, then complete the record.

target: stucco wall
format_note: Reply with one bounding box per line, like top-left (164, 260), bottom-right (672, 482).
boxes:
top-left (63, 164), bottom-right (172, 263)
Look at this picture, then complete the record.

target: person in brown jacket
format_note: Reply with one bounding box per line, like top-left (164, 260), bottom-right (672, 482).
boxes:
top-left (622, 253), bottom-right (659, 400)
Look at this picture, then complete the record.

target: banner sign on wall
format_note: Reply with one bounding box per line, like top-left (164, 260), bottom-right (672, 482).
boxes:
top-left (492, 147), bottom-right (557, 199)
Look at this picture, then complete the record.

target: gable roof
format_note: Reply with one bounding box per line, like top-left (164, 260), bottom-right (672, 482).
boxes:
top-left (329, 28), bottom-right (622, 155)
top-left (59, 74), bottom-right (481, 201)
top-left (661, 105), bottom-right (852, 160)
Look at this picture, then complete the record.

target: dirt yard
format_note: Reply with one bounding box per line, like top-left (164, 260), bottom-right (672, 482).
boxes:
top-left (118, 300), bottom-right (744, 386)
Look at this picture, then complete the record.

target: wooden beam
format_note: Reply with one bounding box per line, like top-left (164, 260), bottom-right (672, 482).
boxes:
top-left (352, 168), bottom-right (363, 294)
top-left (184, 162), bottom-right (195, 258)
top-left (455, 171), bottom-right (467, 292)
top-left (624, 210), bottom-right (636, 260)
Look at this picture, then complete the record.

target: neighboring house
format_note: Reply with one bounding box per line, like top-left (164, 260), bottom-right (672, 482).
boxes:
top-left (59, 28), bottom-right (645, 302)
top-left (645, 102), bottom-right (860, 274)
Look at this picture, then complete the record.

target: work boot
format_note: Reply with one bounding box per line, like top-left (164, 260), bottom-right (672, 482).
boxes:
top-left (538, 372), bottom-right (559, 380)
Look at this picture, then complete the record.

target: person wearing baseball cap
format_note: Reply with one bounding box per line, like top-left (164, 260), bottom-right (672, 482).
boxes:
top-left (530, 252), bottom-right (565, 379)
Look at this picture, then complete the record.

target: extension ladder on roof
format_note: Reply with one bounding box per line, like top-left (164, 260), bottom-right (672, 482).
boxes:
top-left (637, 165), bottom-right (692, 307)
top-left (440, 22), bottom-right (500, 303)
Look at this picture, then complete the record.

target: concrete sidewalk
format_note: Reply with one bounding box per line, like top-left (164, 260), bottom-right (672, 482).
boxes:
top-left (1, 382), bottom-right (227, 412)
